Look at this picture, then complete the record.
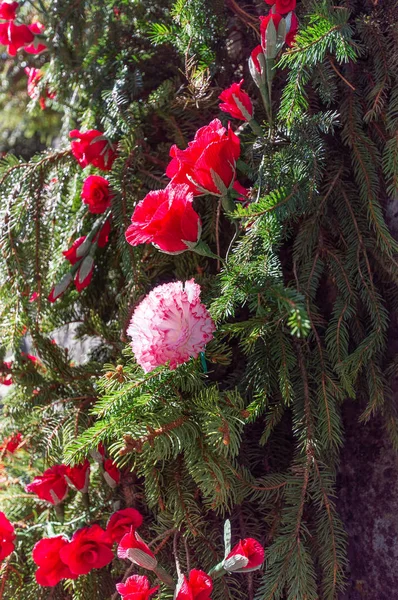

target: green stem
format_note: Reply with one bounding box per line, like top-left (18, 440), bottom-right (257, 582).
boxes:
top-left (248, 118), bottom-right (264, 137)
top-left (154, 565), bottom-right (175, 589)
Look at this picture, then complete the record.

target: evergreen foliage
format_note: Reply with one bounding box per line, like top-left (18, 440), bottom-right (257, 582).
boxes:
top-left (0, 0), bottom-right (397, 599)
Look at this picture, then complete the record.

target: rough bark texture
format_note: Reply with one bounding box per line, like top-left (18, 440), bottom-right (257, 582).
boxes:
top-left (338, 402), bottom-right (398, 599)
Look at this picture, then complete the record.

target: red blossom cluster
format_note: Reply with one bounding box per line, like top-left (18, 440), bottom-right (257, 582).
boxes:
top-left (48, 130), bottom-right (117, 302)
top-left (25, 447), bottom-right (121, 505)
top-left (0, 2), bottom-right (47, 56)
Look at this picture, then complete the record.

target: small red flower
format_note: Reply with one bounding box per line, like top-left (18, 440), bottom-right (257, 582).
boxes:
top-left (0, 20), bottom-right (34, 55)
top-left (125, 184), bottom-right (202, 254)
top-left (48, 273), bottom-right (73, 303)
top-left (223, 538), bottom-right (264, 573)
top-left (260, 13), bottom-right (282, 50)
top-left (0, 2), bottom-right (19, 21)
top-left (24, 21), bottom-right (47, 54)
top-left (74, 255), bottom-right (94, 292)
top-left (81, 175), bottom-right (112, 214)
top-left (25, 67), bottom-right (54, 108)
top-left (219, 79), bottom-right (253, 122)
top-left (0, 512), bottom-right (15, 562)
top-left (59, 525), bottom-right (114, 576)
top-left (90, 442), bottom-right (106, 463)
top-left (166, 119), bottom-right (240, 197)
top-left (105, 508), bottom-right (144, 544)
top-left (70, 129), bottom-right (117, 171)
top-left (176, 569), bottom-right (213, 600)
top-left (264, 0), bottom-right (296, 14)
top-left (62, 237), bottom-right (87, 265)
top-left (33, 536), bottom-right (77, 587)
top-left (103, 458), bottom-right (120, 488)
top-left (29, 291), bottom-right (39, 302)
top-left (25, 465), bottom-right (68, 505)
top-left (65, 459), bottom-right (90, 493)
top-left (118, 528), bottom-right (157, 570)
top-left (3, 432), bottom-right (22, 453)
top-left (116, 574), bottom-right (159, 600)
top-left (286, 12), bottom-right (298, 47)
top-left (249, 45), bottom-right (266, 87)
top-left (94, 218), bottom-right (111, 248)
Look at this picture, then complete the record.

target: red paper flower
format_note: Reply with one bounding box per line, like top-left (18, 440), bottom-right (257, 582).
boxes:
top-left (74, 256), bottom-right (94, 292)
top-left (286, 12), bottom-right (298, 47)
top-left (0, 512), bottom-right (15, 562)
top-left (223, 538), bottom-right (264, 573)
top-left (176, 569), bottom-right (213, 600)
top-left (33, 536), bottom-right (77, 587)
top-left (25, 67), bottom-right (54, 109)
top-left (249, 45), bottom-right (266, 87)
top-left (260, 13), bottom-right (283, 51)
top-left (106, 508), bottom-right (144, 544)
top-left (63, 236), bottom-right (87, 265)
top-left (125, 184), bottom-right (202, 254)
top-left (118, 528), bottom-right (157, 570)
top-left (94, 218), bottom-right (111, 248)
top-left (81, 175), bottom-right (112, 214)
top-left (116, 574), bottom-right (159, 600)
top-left (59, 525), bottom-right (113, 576)
top-left (70, 129), bottom-right (117, 171)
top-left (25, 465), bottom-right (68, 505)
top-left (65, 459), bottom-right (90, 493)
top-left (0, 2), bottom-right (19, 21)
top-left (103, 458), bottom-right (121, 488)
top-left (24, 21), bottom-right (47, 54)
top-left (90, 442), bottom-right (106, 463)
top-left (264, 0), bottom-right (296, 14)
top-left (48, 273), bottom-right (73, 303)
top-left (219, 80), bottom-right (253, 122)
top-left (0, 21), bottom-right (34, 55)
top-left (166, 119), bottom-right (240, 196)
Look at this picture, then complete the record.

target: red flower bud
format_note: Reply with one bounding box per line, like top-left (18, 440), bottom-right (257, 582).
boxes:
top-left (70, 129), bottom-right (117, 171)
top-left (118, 528), bottom-right (157, 570)
top-left (65, 459), bottom-right (90, 493)
top-left (74, 255), bottom-right (94, 292)
top-left (264, 0), bottom-right (296, 14)
top-left (285, 12), bottom-right (298, 47)
top-left (94, 218), bottom-right (111, 248)
top-left (1, 432), bottom-right (22, 453)
top-left (62, 236), bottom-right (88, 265)
top-left (249, 45), bottom-right (267, 87)
top-left (223, 538), bottom-right (264, 573)
top-left (116, 575), bottom-right (159, 600)
top-left (0, 512), bottom-right (15, 562)
top-left (81, 175), bottom-right (112, 214)
top-left (260, 13), bottom-right (282, 53)
top-left (33, 536), bottom-right (77, 587)
top-left (26, 465), bottom-right (68, 505)
top-left (219, 79), bottom-right (253, 122)
top-left (103, 458), bottom-right (120, 488)
top-left (48, 272), bottom-right (73, 303)
top-left (175, 569), bottom-right (213, 600)
top-left (125, 184), bottom-right (202, 254)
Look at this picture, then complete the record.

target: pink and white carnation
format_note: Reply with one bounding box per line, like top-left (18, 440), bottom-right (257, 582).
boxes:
top-left (127, 280), bottom-right (215, 372)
